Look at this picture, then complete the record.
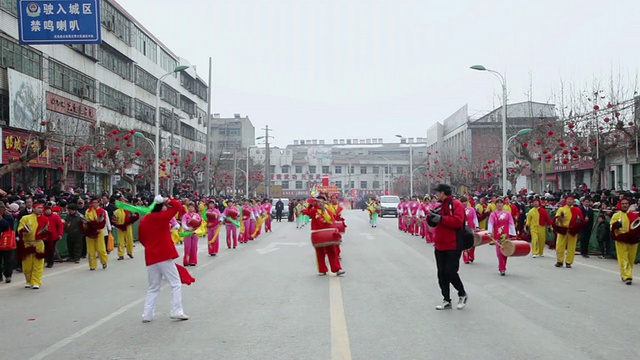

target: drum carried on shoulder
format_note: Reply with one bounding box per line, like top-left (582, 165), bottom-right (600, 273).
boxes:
top-left (500, 240), bottom-right (531, 257)
top-left (311, 228), bottom-right (342, 248)
top-left (473, 230), bottom-right (493, 247)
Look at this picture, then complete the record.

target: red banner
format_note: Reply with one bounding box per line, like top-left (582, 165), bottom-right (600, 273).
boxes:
top-left (2, 128), bottom-right (51, 167)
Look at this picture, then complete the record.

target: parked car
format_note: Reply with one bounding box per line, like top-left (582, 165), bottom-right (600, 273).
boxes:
top-left (380, 195), bottom-right (400, 217)
top-left (271, 198), bottom-right (290, 219)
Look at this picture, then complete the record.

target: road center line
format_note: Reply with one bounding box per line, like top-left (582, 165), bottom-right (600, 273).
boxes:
top-left (330, 276), bottom-right (352, 360)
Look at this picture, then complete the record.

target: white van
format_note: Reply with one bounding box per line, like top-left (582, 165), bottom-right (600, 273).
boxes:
top-left (379, 195), bottom-right (400, 217)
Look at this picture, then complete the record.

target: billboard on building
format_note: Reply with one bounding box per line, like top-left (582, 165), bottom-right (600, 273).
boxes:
top-left (307, 147), bottom-right (332, 160)
top-left (8, 68), bottom-right (47, 131)
top-left (17, 0), bottom-right (101, 45)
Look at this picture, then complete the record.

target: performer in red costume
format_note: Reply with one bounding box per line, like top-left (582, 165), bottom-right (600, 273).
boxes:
top-left (303, 194), bottom-right (345, 276)
top-left (262, 199), bottom-right (273, 233)
top-left (327, 194), bottom-right (346, 258)
top-left (139, 196), bottom-right (189, 323)
top-left (206, 200), bottom-right (222, 256)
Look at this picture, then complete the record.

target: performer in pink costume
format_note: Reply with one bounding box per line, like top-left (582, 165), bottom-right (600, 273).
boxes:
top-left (262, 199), bottom-right (273, 232)
top-left (426, 197), bottom-right (441, 243)
top-left (223, 200), bottom-right (239, 249)
top-left (407, 196), bottom-right (420, 235)
top-left (181, 203), bottom-right (202, 266)
top-left (206, 200), bottom-right (222, 256)
top-left (460, 196), bottom-right (480, 264)
top-left (397, 198), bottom-right (407, 231)
top-left (487, 198), bottom-right (516, 276)
top-left (241, 200), bottom-right (253, 242)
top-left (249, 201), bottom-right (258, 239)
top-left (418, 198), bottom-right (429, 239)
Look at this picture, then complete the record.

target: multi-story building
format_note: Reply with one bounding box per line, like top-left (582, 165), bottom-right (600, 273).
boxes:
top-left (252, 138), bottom-right (428, 198)
top-left (0, 0), bottom-right (208, 193)
top-left (208, 113), bottom-right (255, 158)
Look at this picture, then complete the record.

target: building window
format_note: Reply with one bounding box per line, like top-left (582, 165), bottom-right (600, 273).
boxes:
top-left (134, 100), bottom-right (155, 125)
top-left (0, 0), bottom-right (18, 15)
top-left (99, 84), bottom-right (131, 115)
top-left (135, 66), bottom-right (157, 95)
top-left (101, 0), bottom-right (132, 45)
top-left (384, 166), bottom-right (389, 174)
top-left (159, 49), bottom-right (178, 77)
top-left (350, 181), bottom-right (354, 189)
top-left (0, 89), bottom-right (9, 127)
top-left (350, 166), bottom-right (355, 174)
top-left (159, 108), bottom-right (177, 131)
top-left (322, 166), bottom-right (330, 174)
top-left (360, 181), bottom-right (367, 189)
top-left (49, 60), bottom-right (96, 101)
top-left (282, 165), bottom-right (290, 174)
top-left (418, 152), bottom-right (424, 156)
top-left (397, 166), bottom-right (403, 174)
top-left (160, 83), bottom-right (178, 107)
top-left (334, 166), bottom-right (342, 174)
top-left (281, 181), bottom-right (289, 190)
top-left (0, 36), bottom-right (42, 79)
top-left (270, 165), bottom-right (276, 173)
top-left (373, 166), bottom-right (379, 174)
top-left (373, 181), bottom-right (380, 189)
top-left (295, 165), bottom-right (303, 173)
top-left (295, 181), bottom-right (303, 189)
top-left (335, 181), bottom-right (342, 189)
top-left (360, 166), bottom-right (367, 174)
top-left (68, 44), bottom-right (97, 60)
top-left (134, 26), bottom-right (156, 61)
top-left (181, 72), bottom-right (208, 100)
top-left (181, 123), bottom-right (196, 141)
top-left (309, 166), bottom-right (316, 174)
top-left (180, 95), bottom-right (196, 117)
top-left (98, 44), bottom-right (132, 80)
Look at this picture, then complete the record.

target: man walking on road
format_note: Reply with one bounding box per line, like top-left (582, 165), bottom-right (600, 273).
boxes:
top-left (275, 199), bottom-right (284, 222)
top-left (427, 184), bottom-right (468, 310)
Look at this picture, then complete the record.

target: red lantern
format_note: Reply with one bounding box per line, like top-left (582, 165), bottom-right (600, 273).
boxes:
top-left (486, 172), bottom-right (492, 177)
top-left (542, 149), bottom-right (549, 154)
top-left (76, 152), bottom-right (82, 157)
top-left (604, 117), bottom-right (610, 122)
top-left (135, 151), bottom-right (141, 156)
top-left (599, 126), bottom-right (604, 130)
top-left (96, 152), bottom-right (104, 158)
top-left (562, 149), bottom-right (569, 155)
top-left (78, 165), bottom-right (84, 170)
top-left (616, 112), bottom-right (621, 117)
top-left (537, 156), bottom-right (542, 161)
top-left (113, 129), bottom-right (119, 135)
top-left (569, 132), bottom-right (575, 137)
top-left (123, 135), bottom-right (130, 140)
top-left (522, 142), bottom-right (528, 147)
top-left (130, 129), bottom-right (136, 134)
top-left (202, 156), bottom-right (207, 161)
top-left (172, 152), bottom-right (177, 156)
top-left (126, 142), bottom-right (132, 147)
top-left (607, 102), bottom-right (613, 108)
top-left (56, 165), bottom-right (63, 170)
top-left (629, 122), bottom-right (635, 126)
top-left (562, 158), bottom-right (569, 164)
top-left (547, 130), bottom-right (554, 136)
top-left (593, 105), bottom-right (600, 110)
top-left (114, 137), bottom-right (120, 142)
top-left (536, 139), bottom-right (542, 145)
top-left (572, 146), bottom-right (579, 151)
top-left (148, 158), bottom-right (153, 163)
top-left (568, 123), bottom-right (575, 129)
top-left (514, 160), bottom-right (520, 165)
top-left (572, 153), bottom-right (579, 159)
top-left (41, 121), bottom-right (47, 126)
top-left (115, 145), bottom-right (121, 150)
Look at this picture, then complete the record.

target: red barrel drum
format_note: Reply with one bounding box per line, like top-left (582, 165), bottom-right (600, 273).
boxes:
top-left (500, 240), bottom-right (531, 257)
top-left (334, 221), bottom-right (347, 234)
top-left (473, 230), bottom-right (493, 247)
top-left (311, 228), bottom-right (342, 248)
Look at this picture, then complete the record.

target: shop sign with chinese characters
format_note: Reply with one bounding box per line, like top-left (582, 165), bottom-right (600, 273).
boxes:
top-left (2, 128), bottom-right (51, 167)
top-left (17, 0), bottom-right (101, 45)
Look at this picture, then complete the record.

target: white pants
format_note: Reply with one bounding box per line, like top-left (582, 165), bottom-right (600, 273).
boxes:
top-left (142, 259), bottom-right (185, 320)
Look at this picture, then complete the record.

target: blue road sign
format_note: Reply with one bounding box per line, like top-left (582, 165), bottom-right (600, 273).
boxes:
top-left (17, 0), bottom-right (101, 45)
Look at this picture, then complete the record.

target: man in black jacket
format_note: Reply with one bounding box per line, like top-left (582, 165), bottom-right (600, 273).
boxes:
top-left (275, 199), bottom-right (284, 222)
top-left (579, 197), bottom-right (594, 258)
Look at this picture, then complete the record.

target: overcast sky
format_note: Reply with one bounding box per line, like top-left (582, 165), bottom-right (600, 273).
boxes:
top-left (117, 0), bottom-right (640, 148)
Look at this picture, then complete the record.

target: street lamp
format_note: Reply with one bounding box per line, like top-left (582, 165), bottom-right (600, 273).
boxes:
top-left (133, 132), bottom-right (156, 188)
top-left (471, 64), bottom-right (508, 196)
top-left (154, 65), bottom-right (190, 196)
top-left (506, 128), bottom-right (533, 148)
top-left (395, 134), bottom-right (413, 196)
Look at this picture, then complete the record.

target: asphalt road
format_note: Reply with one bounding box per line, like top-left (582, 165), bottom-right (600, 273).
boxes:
top-left (1, 210), bottom-right (639, 360)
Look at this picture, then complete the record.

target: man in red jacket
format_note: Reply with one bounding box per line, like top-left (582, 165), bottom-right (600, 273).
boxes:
top-left (139, 196), bottom-right (188, 323)
top-left (427, 184), bottom-right (468, 310)
top-left (44, 206), bottom-right (64, 268)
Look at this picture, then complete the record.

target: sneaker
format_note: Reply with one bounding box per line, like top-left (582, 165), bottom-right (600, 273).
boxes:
top-left (554, 262), bottom-right (563, 267)
top-left (532, 254), bottom-right (538, 258)
top-left (625, 279), bottom-right (632, 285)
top-left (436, 301), bottom-right (452, 310)
top-left (318, 272), bottom-right (327, 276)
top-left (170, 314), bottom-right (189, 321)
top-left (102, 264), bottom-right (108, 269)
top-left (464, 261), bottom-right (470, 264)
top-left (24, 284), bottom-right (32, 288)
top-left (457, 295), bottom-right (468, 309)
top-left (500, 271), bottom-right (506, 276)
top-left (565, 264), bottom-right (572, 268)
top-left (117, 256), bottom-right (124, 260)
top-left (90, 268), bottom-right (96, 271)
top-left (142, 319), bottom-right (152, 323)
top-left (128, 254), bottom-right (134, 259)
top-left (539, 254), bottom-right (544, 257)
top-left (336, 270), bottom-right (345, 276)
top-left (5, 277), bottom-right (11, 283)
top-left (32, 285), bottom-right (40, 290)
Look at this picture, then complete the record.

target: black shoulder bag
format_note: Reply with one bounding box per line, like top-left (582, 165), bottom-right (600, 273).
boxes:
top-left (449, 201), bottom-right (475, 251)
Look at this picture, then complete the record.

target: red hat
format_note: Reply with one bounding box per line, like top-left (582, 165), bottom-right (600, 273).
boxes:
top-left (566, 195), bottom-right (575, 200)
top-left (34, 202), bottom-right (45, 208)
top-left (52, 206), bottom-right (61, 212)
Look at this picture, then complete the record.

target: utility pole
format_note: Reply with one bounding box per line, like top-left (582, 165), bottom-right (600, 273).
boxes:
top-left (169, 108), bottom-right (175, 194)
top-left (204, 57), bottom-right (212, 195)
top-left (232, 149), bottom-right (237, 196)
top-left (263, 125), bottom-right (271, 198)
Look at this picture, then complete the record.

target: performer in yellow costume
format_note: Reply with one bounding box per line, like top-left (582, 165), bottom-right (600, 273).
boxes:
top-left (113, 199), bottom-right (140, 260)
top-left (610, 198), bottom-right (640, 285)
top-left (552, 195), bottom-right (584, 268)
top-left (17, 202), bottom-right (49, 289)
top-left (525, 197), bottom-right (553, 258)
